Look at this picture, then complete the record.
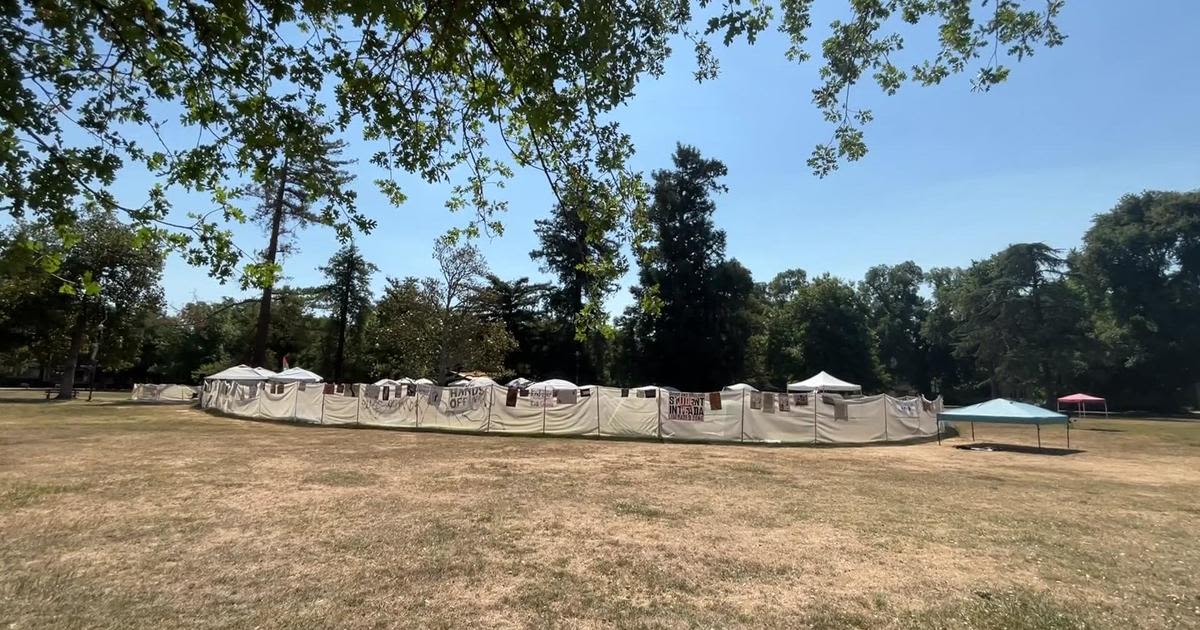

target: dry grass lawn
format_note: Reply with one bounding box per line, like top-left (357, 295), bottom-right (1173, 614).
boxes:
top-left (1, 390), bottom-right (1199, 629)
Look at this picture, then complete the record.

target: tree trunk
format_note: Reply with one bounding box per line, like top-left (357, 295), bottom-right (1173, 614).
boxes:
top-left (333, 292), bottom-right (349, 381)
top-left (57, 308), bottom-right (88, 399)
top-left (252, 158), bottom-right (289, 367)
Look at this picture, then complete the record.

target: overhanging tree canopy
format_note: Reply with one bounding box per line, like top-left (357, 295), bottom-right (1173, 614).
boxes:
top-left (3, 0), bottom-right (1066, 318)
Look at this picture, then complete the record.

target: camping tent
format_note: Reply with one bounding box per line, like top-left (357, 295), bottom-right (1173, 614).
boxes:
top-left (269, 367), bottom-right (323, 382)
top-left (373, 377), bottom-right (414, 386)
top-left (528, 378), bottom-right (578, 391)
top-left (631, 385), bottom-right (680, 397)
top-left (938, 398), bottom-right (1070, 448)
top-left (1057, 393), bottom-right (1108, 418)
top-left (205, 365), bottom-right (271, 381)
top-left (449, 376), bottom-right (498, 387)
top-left (787, 371), bottom-right (861, 393)
top-left (723, 383), bottom-right (758, 392)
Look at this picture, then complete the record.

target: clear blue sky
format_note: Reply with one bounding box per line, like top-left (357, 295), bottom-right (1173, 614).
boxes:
top-left (151, 0), bottom-right (1199, 314)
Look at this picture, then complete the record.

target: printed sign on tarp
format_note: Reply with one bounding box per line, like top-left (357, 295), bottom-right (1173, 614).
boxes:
top-left (667, 392), bottom-right (706, 422)
top-left (529, 389), bottom-right (557, 407)
top-left (448, 386), bottom-right (489, 412)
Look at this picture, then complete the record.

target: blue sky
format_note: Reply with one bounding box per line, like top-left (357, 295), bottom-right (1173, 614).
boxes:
top-left (152, 0), bottom-right (1199, 314)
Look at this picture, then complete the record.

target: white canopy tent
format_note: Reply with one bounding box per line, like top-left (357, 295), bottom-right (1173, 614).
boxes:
top-left (723, 383), bottom-right (758, 392)
top-left (632, 384), bottom-right (680, 394)
top-left (449, 376), bottom-right (498, 387)
top-left (205, 365), bottom-right (272, 381)
top-left (270, 367), bottom-right (323, 382)
top-left (786, 371), bottom-right (861, 393)
top-left (507, 377), bottom-right (533, 388)
top-left (528, 378), bottom-right (578, 391)
top-left (373, 377), bottom-right (414, 386)
top-left (413, 378), bottom-right (434, 385)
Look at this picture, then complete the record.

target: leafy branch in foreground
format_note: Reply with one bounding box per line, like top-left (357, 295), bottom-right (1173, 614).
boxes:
top-left (1, 0), bottom-right (1066, 321)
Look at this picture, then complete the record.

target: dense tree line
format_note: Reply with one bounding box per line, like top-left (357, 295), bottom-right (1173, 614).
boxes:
top-left (2, 154), bottom-right (1197, 410)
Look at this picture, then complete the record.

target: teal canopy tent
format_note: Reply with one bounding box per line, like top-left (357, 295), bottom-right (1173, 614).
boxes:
top-left (937, 398), bottom-right (1070, 448)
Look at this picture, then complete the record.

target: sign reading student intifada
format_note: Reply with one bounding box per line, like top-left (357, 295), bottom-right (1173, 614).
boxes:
top-left (667, 393), bottom-right (706, 422)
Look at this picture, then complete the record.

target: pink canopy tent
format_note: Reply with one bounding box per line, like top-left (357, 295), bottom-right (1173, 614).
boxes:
top-left (1057, 393), bottom-right (1108, 418)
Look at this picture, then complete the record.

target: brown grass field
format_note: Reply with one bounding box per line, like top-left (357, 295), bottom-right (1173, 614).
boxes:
top-left (1, 390), bottom-right (1198, 629)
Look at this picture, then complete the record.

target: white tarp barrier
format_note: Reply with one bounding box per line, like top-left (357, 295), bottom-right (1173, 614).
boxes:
top-left (226, 383), bottom-right (262, 418)
top-left (743, 392), bottom-right (818, 443)
top-left (596, 386), bottom-right (659, 438)
top-left (921, 395), bottom-right (943, 435)
top-left (816, 394), bottom-right (887, 443)
top-left (321, 392), bottom-right (360, 425)
top-left (660, 390), bottom-right (743, 442)
top-left (195, 378), bottom-right (943, 446)
top-left (257, 382), bottom-right (297, 420)
top-left (358, 384), bottom-right (420, 427)
top-left (885, 396), bottom-right (924, 441)
top-left (420, 386), bottom-right (489, 432)
top-left (489, 385), bottom-right (547, 433)
top-left (543, 387), bottom-right (599, 436)
top-left (131, 384), bottom-right (198, 403)
top-left (294, 382), bottom-right (324, 423)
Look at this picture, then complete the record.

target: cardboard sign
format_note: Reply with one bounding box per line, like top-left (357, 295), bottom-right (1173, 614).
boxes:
top-left (667, 392), bottom-right (705, 422)
top-left (529, 389), bottom-right (557, 407)
top-left (447, 386), bottom-right (488, 411)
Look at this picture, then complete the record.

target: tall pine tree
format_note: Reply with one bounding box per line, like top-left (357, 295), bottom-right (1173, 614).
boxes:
top-left (625, 144), bottom-right (755, 391)
top-left (316, 244), bottom-right (377, 381)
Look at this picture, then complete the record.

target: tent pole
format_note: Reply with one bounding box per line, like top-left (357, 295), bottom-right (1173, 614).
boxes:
top-left (971, 422), bottom-right (975, 442)
top-left (882, 394), bottom-right (889, 442)
top-left (486, 386), bottom-right (493, 433)
top-left (656, 391), bottom-right (662, 441)
top-left (355, 384), bottom-right (362, 425)
top-left (739, 390), bottom-right (745, 442)
top-left (813, 389), bottom-right (818, 445)
top-left (595, 387), bottom-right (601, 436)
top-left (1067, 420), bottom-right (1070, 448)
top-left (1037, 423), bottom-right (1042, 449)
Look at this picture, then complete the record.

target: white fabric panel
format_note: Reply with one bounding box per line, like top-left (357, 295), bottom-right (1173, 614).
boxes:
top-left (816, 394), bottom-right (887, 443)
top-left (884, 396), bottom-right (925, 441)
top-left (131, 383), bottom-right (197, 402)
top-left (920, 395), bottom-right (944, 435)
top-left (359, 388), bottom-right (421, 427)
top-left (257, 382), bottom-right (298, 419)
top-left (225, 383), bottom-right (262, 418)
top-left (543, 390), bottom-right (599, 436)
top-left (743, 393), bottom-right (818, 443)
top-left (420, 386), bottom-right (490, 432)
top-left (216, 381), bottom-right (236, 413)
top-left (293, 384), bottom-right (324, 423)
top-left (596, 387), bottom-right (659, 438)
top-left (488, 386), bottom-right (546, 434)
top-left (321, 394), bottom-right (360, 425)
top-left (660, 391), bottom-right (742, 442)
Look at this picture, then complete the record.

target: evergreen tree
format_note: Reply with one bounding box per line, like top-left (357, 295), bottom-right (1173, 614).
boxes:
top-left (530, 199), bottom-right (625, 382)
top-left (248, 134), bottom-right (355, 368)
top-left (316, 244), bottom-right (377, 381)
top-left (625, 144), bottom-right (756, 391)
